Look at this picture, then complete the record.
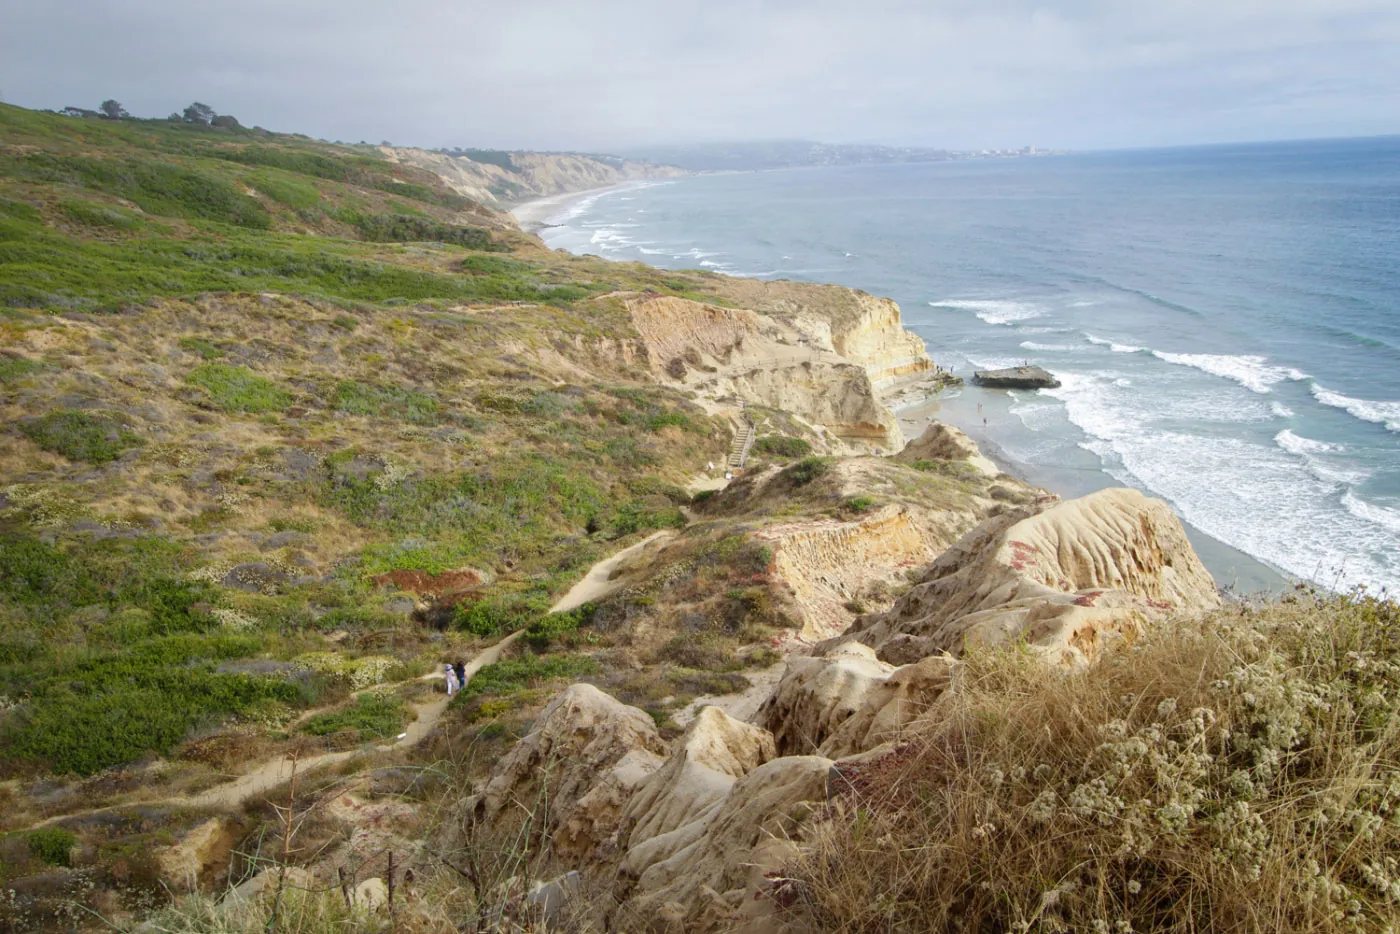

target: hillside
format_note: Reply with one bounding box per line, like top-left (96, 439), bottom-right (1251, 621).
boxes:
top-left (3, 103), bottom-right (1399, 934)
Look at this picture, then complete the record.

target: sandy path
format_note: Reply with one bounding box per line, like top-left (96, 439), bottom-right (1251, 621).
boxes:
top-left (550, 530), bottom-right (675, 614)
top-left (185, 631), bottom-right (525, 810)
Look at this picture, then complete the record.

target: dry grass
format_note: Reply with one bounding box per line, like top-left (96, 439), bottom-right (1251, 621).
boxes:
top-left (788, 591), bottom-right (1400, 933)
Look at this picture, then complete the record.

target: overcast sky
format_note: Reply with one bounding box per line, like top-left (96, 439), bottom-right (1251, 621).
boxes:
top-left (2, 0), bottom-right (1397, 152)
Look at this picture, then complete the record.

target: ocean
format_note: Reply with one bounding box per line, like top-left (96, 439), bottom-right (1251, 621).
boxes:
top-left (530, 137), bottom-right (1400, 595)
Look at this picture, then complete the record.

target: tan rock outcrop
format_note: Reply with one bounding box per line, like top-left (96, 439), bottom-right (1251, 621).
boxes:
top-left (757, 506), bottom-right (936, 640)
top-left (818, 652), bottom-right (959, 759)
top-left (626, 295), bottom-right (905, 450)
top-left (827, 292), bottom-right (933, 388)
top-left (686, 279), bottom-right (933, 389)
top-left (620, 706), bottom-right (775, 852)
top-left (756, 643), bottom-right (894, 756)
top-left (621, 755), bottom-right (832, 932)
top-left (155, 817), bottom-right (241, 893)
top-left (838, 487), bottom-right (1221, 667)
top-left (896, 420), bottom-right (999, 478)
top-left (463, 683), bottom-right (667, 859)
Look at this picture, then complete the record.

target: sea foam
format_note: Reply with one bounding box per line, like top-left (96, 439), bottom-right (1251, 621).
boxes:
top-left (1086, 334), bottom-right (1145, 354)
top-left (1151, 351), bottom-right (1307, 394)
top-left (1275, 429), bottom-right (1343, 456)
top-left (1310, 383), bottom-right (1400, 433)
top-left (931, 299), bottom-right (1045, 326)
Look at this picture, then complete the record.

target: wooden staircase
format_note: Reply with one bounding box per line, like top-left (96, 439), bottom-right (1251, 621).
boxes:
top-left (727, 402), bottom-right (755, 472)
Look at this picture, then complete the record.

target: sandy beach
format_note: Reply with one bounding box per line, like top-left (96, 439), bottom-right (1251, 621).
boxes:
top-left (509, 181), bottom-right (658, 233)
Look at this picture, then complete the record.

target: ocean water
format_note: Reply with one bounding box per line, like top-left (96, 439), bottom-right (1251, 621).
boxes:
top-left (535, 138), bottom-right (1400, 595)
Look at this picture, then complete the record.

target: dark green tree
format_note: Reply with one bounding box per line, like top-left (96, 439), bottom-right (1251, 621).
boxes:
top-left (182, 102), bottom-right (216, 125)
top-left (99, 99), bottom-right (129, 119)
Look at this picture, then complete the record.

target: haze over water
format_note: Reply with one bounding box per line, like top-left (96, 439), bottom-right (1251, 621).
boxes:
top-left (539, 137), bottom-right (1400, 594)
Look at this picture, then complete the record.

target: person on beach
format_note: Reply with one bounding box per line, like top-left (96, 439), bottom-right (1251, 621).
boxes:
top-left (444, 664), bottom-right (460, 697)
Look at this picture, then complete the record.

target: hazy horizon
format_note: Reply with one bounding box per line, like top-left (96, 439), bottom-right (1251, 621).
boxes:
top-left (3, 1), bottom-right (1397, 154)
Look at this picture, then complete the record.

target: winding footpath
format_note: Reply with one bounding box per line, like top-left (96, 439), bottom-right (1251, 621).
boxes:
top-left (26, 531), bottom-right (677, 828)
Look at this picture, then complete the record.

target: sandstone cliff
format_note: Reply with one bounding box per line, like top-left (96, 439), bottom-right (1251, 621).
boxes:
top-left (626, 294), bottom-right (907, 451)
top-left (380, 146), bottom-right (688, 208)
top-left (835, 486), bottom-right (1221, 667)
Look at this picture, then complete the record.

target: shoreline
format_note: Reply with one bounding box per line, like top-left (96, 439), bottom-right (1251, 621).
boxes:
top-left (892, 387), bottom-right (1296, 597)
top-left (508, 180), bottom-right (662, 233)
top-left (517, 172), bottom-right (1297, 598)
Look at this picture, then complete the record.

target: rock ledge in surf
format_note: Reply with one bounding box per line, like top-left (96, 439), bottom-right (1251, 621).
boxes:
top-left (972, 365), bottom-right (1061, 389)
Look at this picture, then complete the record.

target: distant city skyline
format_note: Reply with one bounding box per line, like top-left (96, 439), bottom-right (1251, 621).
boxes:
top-left (2, 0), bottom-right (1397, 153)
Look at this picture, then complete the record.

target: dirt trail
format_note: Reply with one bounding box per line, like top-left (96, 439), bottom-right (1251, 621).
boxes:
top-left (184, 631), bottom-right (524, 810)
top-left (26, 531), bottom-right (684, 829)
top-left (550, 530), bottom-right (675, 613)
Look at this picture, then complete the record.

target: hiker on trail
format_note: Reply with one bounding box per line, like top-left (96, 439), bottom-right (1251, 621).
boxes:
top-left (444, 664), bottom-right (460, 697)
top-left (454, 660), bottom-right (467, 687)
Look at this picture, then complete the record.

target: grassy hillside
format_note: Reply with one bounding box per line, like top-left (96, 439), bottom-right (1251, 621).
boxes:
top-left (0, 104), bottom-right (755, 793)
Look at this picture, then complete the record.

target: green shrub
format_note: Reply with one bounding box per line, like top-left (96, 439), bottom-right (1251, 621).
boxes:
top-left (3, 153), bottom-right (270, 228)
top-left (909, 458), bottom-right (984, 480)
top-left (58, 200), bottom-right (145, 231)
top-left (333, 380), bottom-right (439, 424)
top-left (524, 603), bottom-right (596, 651)
top-left (245, 171), bottom-right (320, 208)
top-left (0, 355), bottom-right (41, 382)
top-left (783, 456), bottom-right (830, 486)
top-left (178, 336), bottom-right (224, 359)
top-left (20, 410), bottom-right (142, 463)
top-left (844, 496), bottom-right (876, 513)
top-left (460, 254), bottom-right (532, 276)
top-left (754, 435), bottom-right (812, 459)
top-left (300, 691), bottom-right (404, 740)
top-left (455, 593), bottom-right (552, 638)
top-left (26, 828), bottom-right (77, 867)
top-left (186, 364), bottom-right (291, 412)
top-left (348, 212), bottom-right (504, 250)
top-left (457, 653), bottom-right (599, 700)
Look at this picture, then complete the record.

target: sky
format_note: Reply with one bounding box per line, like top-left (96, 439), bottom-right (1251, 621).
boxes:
top-left (2, 0), bottom-right (1398, 153)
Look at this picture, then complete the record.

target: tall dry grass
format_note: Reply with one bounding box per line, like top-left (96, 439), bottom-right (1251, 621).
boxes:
top-left (789, 591), bottom-right (1400, 933)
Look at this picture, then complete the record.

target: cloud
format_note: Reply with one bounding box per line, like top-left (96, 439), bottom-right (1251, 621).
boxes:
top-left (2, 0), bottom-right (1397, 150)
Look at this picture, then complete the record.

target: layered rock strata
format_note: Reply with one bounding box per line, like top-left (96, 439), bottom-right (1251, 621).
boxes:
top-left (835, 487), bottom-right (1220, 666)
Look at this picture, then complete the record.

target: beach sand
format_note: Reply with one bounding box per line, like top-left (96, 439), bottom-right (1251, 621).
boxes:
top-left (894, 385), bottom-right (1295, 597)
top-left (509, 181), bottom-right (654, 233)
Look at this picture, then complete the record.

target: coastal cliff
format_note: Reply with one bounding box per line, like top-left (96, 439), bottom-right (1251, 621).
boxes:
top-left (6, 103), bottom-right (1389, 934)
top-left (380, 145), bottom-right (688, 207)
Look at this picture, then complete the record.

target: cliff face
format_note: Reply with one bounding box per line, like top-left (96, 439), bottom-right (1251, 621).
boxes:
top-left (828, 292), bottom-right (934, 389)
top-left (835, 487), bottom-right (1221, 667)
top-left (380, 146), bottom-right (687, 207)
top-left (626, 294), bottom-right (907, 451)
top-left (676, 278), bottom-right (935, 391)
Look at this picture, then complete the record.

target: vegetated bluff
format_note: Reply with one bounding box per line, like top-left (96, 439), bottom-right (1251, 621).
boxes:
top-left (2, 102), bottom-right (1396, 934)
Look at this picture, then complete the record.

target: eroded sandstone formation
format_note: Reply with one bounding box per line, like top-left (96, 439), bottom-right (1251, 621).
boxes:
top-left (836, 487), bottom-right (1221, 666)
top-left (452, 486), bottom-right (1220, 933)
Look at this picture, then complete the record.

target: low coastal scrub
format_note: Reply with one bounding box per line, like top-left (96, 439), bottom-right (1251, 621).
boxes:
top-left (19, 410), bottom-right (143, 464)
top-left (455, 652), bottom-right (599, 701)
top-left (781, 455), bottom-right (831, 486)
top-left (186, 364), bottom-right (291, 413)
top-left (753, 434), bottom-right (812, 459)
top-left (791, 592), bottom-right (1400, 933)
top-left (300, 691), bottom-right (405, 741)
